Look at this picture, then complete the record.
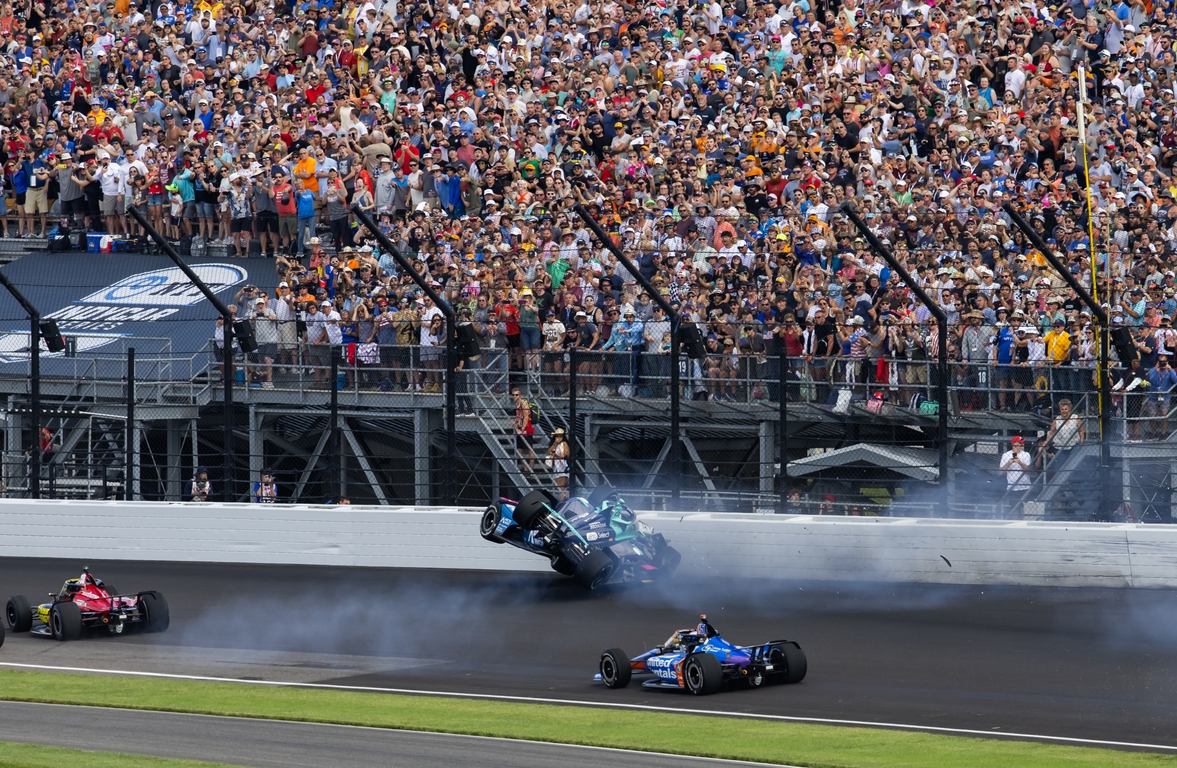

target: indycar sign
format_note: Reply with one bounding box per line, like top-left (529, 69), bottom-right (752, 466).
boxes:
top-left (0, 253), bottom-right (253, 373)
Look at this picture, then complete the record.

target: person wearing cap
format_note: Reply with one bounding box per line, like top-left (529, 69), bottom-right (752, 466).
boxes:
top-left (252, 467), bottom-right (279, 504)
top-left (190, 465), bottom-right (213, 502)
top-left (545, 427), bottom-right (571, 496)
top-left (250, 293), bottom-right (279, 389)
top-left (999, 436), bottom-right (1034, 508)
top-left (303, 300), bottom-right (331, 388)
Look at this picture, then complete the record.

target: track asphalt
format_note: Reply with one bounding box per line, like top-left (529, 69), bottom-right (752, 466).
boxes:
top-left (1, 558), bottom-right (1176, 751)
top-left (0, 701), bottom-right (785, 768)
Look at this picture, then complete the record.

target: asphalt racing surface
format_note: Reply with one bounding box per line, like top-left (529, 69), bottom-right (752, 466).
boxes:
top-left (0, 701), bottom-right (781, 768)
top-left (2, 558), bottom-right (1177, 752)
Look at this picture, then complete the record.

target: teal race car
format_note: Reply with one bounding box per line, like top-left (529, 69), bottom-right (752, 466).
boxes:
top-left (480, 487), bottom-right (681, 589)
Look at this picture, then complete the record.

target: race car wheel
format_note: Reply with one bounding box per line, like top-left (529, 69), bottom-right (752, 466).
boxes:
top-left (683, 653), bottom-right (723, 695)
top-left (550, 555), bottom-right (577, 576)
top-left (5, 595), bottom-right (32, 633)
top-left (573, 549), bottom-right (614, 589)
top-left (512, 490), bottom-right (557, 530)
top-left (139, 592), bottom-right (170, 633)
top-left (600, 648), bottom-right (631, 689)
top-left (50, 602), bottom-right (83, 641)
top-left (479, 505), bottom-right (504, 543)
top-left (0, 617), bottom-right (4, 648)
top-left (781, 642), bottom-right (807, 684)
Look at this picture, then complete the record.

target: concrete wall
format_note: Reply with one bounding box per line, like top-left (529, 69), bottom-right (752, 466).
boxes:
top-left (1, 499), bottom-right (1174, 588)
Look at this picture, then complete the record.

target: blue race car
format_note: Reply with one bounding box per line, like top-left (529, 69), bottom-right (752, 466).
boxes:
top-left (479, 487), bottom-right (680, 589)
top-left (595, 615), bottom-right (807, 694)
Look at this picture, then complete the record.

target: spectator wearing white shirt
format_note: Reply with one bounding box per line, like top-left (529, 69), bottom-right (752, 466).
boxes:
top-left (97, 156), bottom-right (127, 237)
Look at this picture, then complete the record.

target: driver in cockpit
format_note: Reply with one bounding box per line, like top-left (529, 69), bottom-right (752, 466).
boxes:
top-left (662, 614), bottom-right (718, 652)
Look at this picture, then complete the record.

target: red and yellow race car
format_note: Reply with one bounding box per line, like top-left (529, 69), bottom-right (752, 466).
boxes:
top-left (5, 568), bottom-right (169, 641)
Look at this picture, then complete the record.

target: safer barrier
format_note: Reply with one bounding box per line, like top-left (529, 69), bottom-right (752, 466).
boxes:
top-left (0, 500), bottom-right (1174, 588)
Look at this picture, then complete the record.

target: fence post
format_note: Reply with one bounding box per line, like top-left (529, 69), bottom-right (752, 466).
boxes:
top-left (330, 350), bottom-right (340, 503)
top-left (569, 345), bottom-right (578, 499)
top-left (446, 318), bottom-right (456, 505)
top-left (126, 347), bottom-right (135, 501)
top-left (779, 350), bottom-right (787, 513)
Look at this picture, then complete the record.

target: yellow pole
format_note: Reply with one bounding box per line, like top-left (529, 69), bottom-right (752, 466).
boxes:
top-left (1077, 65), bottom-right (1103, 442)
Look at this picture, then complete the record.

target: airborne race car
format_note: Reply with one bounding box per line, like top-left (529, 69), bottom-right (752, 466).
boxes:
top-left (596, 615), bottom-right (807, 695)
top-left (5, 568), bottom-right (169, 641)
top-left (480, 487), bottom-right (680, 589)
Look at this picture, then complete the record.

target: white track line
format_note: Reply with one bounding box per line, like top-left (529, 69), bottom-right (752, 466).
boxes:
top-left (2, 701), bottom-right (795, 767)
top-left (1, 661), bottom-right (1173, 753)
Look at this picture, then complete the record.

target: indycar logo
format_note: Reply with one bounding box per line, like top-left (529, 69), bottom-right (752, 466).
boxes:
top-left (0, 263), bottom-right (252, 363)
top-left (79, 265), bottom-right (248, 307)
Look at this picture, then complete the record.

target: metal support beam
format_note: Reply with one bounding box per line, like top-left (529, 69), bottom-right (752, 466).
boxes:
top-left (585, 415), bottom-right (601, 488)
top-left (292, 427), bottom-right (331, 502)
top-left (248, 405), bottom-right (263, 483)
top-left (681, 435), bottom-right (717, 492)
top-left (759, 420), bottom-right (774, 494)
top-left (126, 348), bottom-right (136, 501)
top-left (413, 408), bottom-right (432, 505)
top-left (167, 419), bottom-right (182, 501)
top-left (342, 423), bottom-right (389, 506)
top-left (641, 437), bottom-right (673, 489)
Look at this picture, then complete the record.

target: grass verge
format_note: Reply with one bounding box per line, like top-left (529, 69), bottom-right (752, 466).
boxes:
top-left (0, 669), bottom-right (1173, 768)
top-left (0, 741), bottom-right (234, 768)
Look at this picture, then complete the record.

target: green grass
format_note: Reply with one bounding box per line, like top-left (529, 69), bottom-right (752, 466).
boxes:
top-left (0, 741), bottom-right (236, 768)
top-left (0, 669), bottom-right (1173, 768)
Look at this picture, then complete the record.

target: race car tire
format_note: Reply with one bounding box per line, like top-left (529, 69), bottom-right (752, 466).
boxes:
top-left (6, 595), bottom-right (32, 632)
top-left (599, 648), bottom-right (631, 689)
top-left (479, 505), bottom-right (504, 543)
top-left (0, 617), bottom-right (4, 647)
top-left (781, 642), bottom-right (807, 684)
top-left (573, 549), bottom-right (614, 589)
top-left (50, 602), bottom-right (83, 641)
top-left (512, 489), bottom-right (557, 530)
top-left (550, 555), bottom-right (577, 576)
top-left (587, 485), bottom-right (618, 508)
top-left (683, 653), bottom-right (723, 695)
top-left (139, 592), bottom-right (170, 633)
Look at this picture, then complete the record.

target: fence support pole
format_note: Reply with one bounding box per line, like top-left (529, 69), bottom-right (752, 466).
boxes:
top-left (1002, 203), bottom-right (1112, 518)
top-left (0, 272), bottom-right (54, 499)
top-left (29, 313), bottom-right (39, 499)
top-left (126, 348), bottom-right (135, 501)
top-left (330, 351), bottom-right (340, 503)
top-left (573, 204), bottom-right (682, 501)
top-left (779, 350), bottom-right (787, 513)
top-left (446, 321), bottom-right (456, 505)
top-left (126, 206), bottom-right (236, 502)
top-left (349, 205), bottom-right (457, 504)
top-left (569, 345), bottom-right (578, 499)
top-left (838, 203), bottom-right (949, 516)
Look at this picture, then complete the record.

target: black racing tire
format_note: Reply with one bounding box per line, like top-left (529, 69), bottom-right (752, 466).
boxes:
top-left (512, 489), bottom-right (557, 530)
top-left (600, 648), bottom-right (632, 689)
top-left (0, 617), bottom-right (4, 647)
top-left (573, 549), bottom-right (614, 589)
top-left (683, 652), bottom-right (723, 695)
top-left (100, 583), bottom-right (118, 596)
top-left (6, 595), bottom-right (32, 632)
top-left (781, 642), bottom-right (807, 684)
top-left (587, 485), bottom-right (617, 509)
top-left (139, 592), bottom-right (170, 633)
top-left (50, 602), bottom-right (83, 641)
top-left (551, 555), bottom-right (577, 576)
top-left (479, 505), bottom-right (504, 543)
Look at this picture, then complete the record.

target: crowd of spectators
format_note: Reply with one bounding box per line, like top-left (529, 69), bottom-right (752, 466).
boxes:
top-left (6, 0), bottom-right (1177, 419)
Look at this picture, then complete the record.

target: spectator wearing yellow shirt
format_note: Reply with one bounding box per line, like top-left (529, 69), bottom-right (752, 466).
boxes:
top-left (1043, 319), bottom-right (1071, 365)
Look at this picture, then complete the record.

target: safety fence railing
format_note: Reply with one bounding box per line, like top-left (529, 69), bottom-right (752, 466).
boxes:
top-left (3, 339), bottom-right (1177, 520)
